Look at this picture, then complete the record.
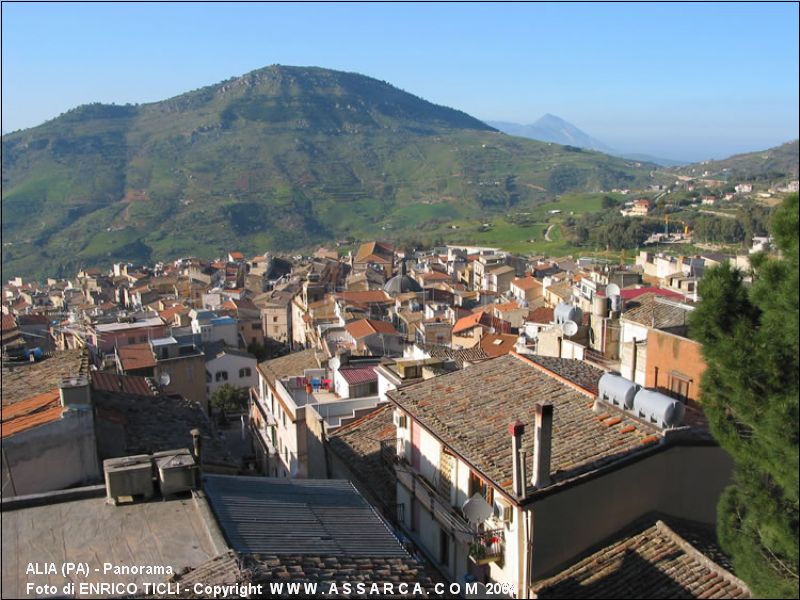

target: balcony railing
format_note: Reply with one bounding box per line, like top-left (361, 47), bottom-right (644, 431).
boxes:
top-left (395, 463), bottom-right (473, 540)
top-left (250, 386), bottom-right (277, 427)
top-left (380, 438), bottom-right (398, 468)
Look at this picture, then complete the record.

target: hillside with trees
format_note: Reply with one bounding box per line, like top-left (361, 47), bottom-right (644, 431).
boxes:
top-left (1, 65), bottom-right (655, 280)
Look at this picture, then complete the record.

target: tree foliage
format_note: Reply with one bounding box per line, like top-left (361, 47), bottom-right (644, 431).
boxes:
top-left (689, 194), bottom-right (799, 598)
top-left (209, 384), bottom-right (249, 414)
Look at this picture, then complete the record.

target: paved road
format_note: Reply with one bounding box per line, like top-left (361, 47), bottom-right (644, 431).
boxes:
top-left (544, 223), bottom-right (556, 241)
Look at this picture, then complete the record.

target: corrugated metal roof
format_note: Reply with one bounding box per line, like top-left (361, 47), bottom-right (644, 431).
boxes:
top-left (203, 475), bottom-right (408, 557)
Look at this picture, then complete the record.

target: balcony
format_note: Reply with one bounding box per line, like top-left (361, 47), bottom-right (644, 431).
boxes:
top-left (395, 462), bottom-right (473, 541)
top-left (249, 387), bottom-right (277, 427)
top-left (468, 529), bottom-right (505, 565)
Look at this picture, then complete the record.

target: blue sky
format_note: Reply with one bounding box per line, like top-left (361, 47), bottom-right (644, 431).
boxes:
top-left (2, 2), bottom-right (798, 161)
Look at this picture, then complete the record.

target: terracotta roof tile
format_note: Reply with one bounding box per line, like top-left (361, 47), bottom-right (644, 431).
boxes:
top-left (512, 276), bottom-right (542, 291)
top-left (91, 372), bottom-right (156, 396)
top-left (526, 356), bottom-right (605, 395)
top-left (328, 405), bottom-right (397, 510)
top-left (118, 344), bottom-right (157, 371)
top-left (1, 389), bottom-right (63, 437)
top-left (338, 366), bottom-right (378, 385)
top-left (2, 349), bottom-right (88, 406)
top-left (335, 290), bottom-right (392, 304)
top-left (479, 333), bottom-right (518, 358)
top-left (354, 241), bottom-right (394, 264)
top-left (388, 354), bottom-right (661, 497)
top-left (529, 306), bottom-right (555, 323)
top-left (452, 311), bottom-right (484, 334)
top-left (257, 349), bottom-right (323, 388)
top-left (345, 319), bottom-right (399, 339)
top-left (2, 314), bottom-right (19, 331)
top-left (622, 293), bottom-right (693, 334)
top-left (531, 518), bottom-right (750, 598)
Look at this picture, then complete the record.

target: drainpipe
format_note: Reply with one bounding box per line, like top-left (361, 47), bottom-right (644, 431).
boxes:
top-left (532, 404), bottom-right (553, 489)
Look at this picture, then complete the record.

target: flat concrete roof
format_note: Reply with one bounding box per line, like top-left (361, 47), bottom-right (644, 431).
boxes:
top-left (1, 492), bottom-right (219, 598)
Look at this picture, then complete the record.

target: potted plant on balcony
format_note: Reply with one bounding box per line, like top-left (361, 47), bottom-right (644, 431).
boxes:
top-left (468, 540), bottom-right (488, 563)
top-left (469, 532), bottom-right (503, 565)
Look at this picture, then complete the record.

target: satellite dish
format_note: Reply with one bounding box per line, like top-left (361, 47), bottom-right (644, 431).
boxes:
top-left (158, 372), bottom-right (171, 387)
top-left (563, 320), bottom-right (579, 337)
top-left (462, 493), bottom-right (493, 524)
top-left (606, 283), bottom-right (621, 297)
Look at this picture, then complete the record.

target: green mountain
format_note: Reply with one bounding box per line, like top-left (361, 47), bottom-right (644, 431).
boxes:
top-left (2, 65), bottom-right (654, 279)
top-left (668, 140), bottom-right (799, 182)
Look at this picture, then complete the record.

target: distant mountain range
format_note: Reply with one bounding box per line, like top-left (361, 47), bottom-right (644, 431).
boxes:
top-left (487, 115), bottom-right (686, 167)
top-left (1, 65), bottom-right (656, 279)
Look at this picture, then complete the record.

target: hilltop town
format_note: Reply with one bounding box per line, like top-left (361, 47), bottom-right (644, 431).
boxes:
top-left (2, 234), bottom-right (775, 598)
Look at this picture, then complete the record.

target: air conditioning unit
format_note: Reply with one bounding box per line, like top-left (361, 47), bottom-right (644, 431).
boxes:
top-left (153, 448), bottom-right (196, 496)
top-left (393, 412), bottom-right (408, 429)
top-left (494, 499), bottom-right (513, 523)
top-left (104, 455), bottom-right (154, 505)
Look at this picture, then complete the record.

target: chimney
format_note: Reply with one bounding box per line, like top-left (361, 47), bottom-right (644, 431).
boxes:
top-left (508, 421), bottom-right (525, 498)
top-left (190, 428), bottom-right (202, 488)
top-left (532, 403), bottom-right (553, 488)
top-left (59, 376), bottom-right (91, 408)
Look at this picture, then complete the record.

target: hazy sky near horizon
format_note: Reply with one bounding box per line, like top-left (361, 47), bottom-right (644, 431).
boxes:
top-left (2, 2), bottom-right (798, 161)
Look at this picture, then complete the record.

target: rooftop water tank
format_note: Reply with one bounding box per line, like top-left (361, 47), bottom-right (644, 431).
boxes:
top-left (554, 303), bottom-right (583, 325)
top-left (598, 373), bottom-right (638, 409)
top-left (593, 295), bottom-right (608, 317)
top-left (633, 389), bottom-right (685, 428)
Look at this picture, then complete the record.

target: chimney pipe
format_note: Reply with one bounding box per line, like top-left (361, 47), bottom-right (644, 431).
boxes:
top-left (190, 428), bottom-right (202, 488)
top-left (532, 403), bottom-right (553, 488)
top-left (508, 421), bottom-right (525, 498)
top-left (519, 449), bottom-right (528, 501)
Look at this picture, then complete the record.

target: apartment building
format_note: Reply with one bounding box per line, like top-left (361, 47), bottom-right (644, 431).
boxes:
top-left (386, 353), bottom-right (731, 594)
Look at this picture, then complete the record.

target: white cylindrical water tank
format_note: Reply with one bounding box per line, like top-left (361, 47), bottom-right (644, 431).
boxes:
top-left (633, 389), bottom-right (685, 428)
top-left (555, 303), bottom-right (583, 325)
top-left (598, 372), bottom-right (638, 409)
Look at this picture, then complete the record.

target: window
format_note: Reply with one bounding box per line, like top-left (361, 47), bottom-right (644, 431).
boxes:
top-left (128, 337), bottom-right (136, 345)
top-left (439, 529), bottom-right (450, 566)
top-left (273, 316), bottom-right (279, 323)
top-left (206, 371), bottom-right (212, 383)
top-left (252, 323), bottom-right (260, 330)
top-left (239, 367), bottom-right (252, 378)
top-left (139, 335), bottom-right (148, 343)
top-left (215, 370), bottom-right (228, 382)
top-left (468, 470), bottom-right (493, 505)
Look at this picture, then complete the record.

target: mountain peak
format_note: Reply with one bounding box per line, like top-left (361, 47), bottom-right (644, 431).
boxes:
top-left (488, 114), bottom-right (611, 153)
top-left (535, 113), bottom-right (568, 125)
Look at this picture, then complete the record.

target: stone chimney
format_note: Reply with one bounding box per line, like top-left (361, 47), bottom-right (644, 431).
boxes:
top-left (532, 403), bottom-right (553, 488)
top-left (508, 421), bottom-right (526, 499)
